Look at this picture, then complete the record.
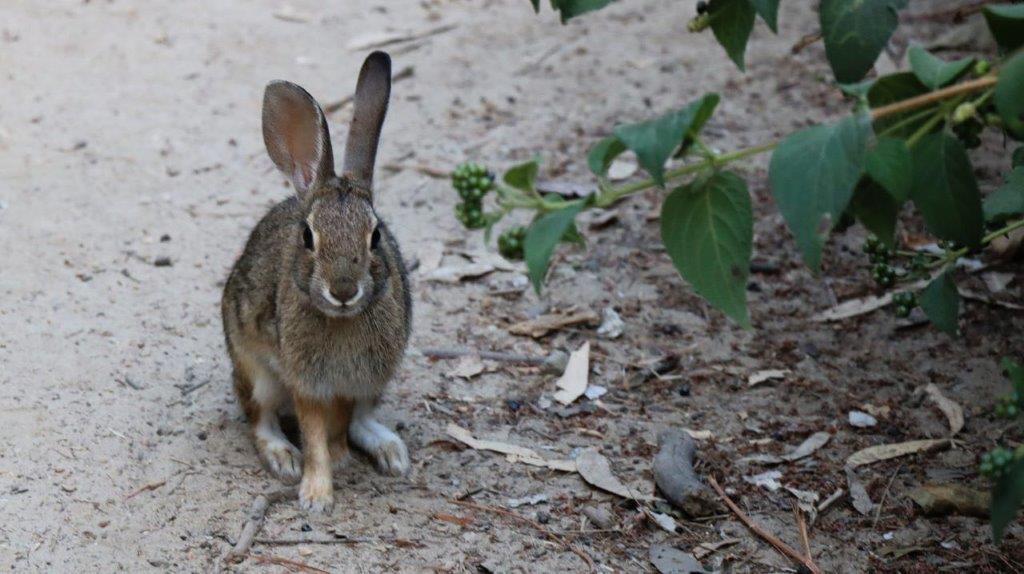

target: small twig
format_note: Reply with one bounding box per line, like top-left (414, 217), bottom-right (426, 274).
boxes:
top-left (873, 464), bottom-right (903, 529)
top-left (450, 500), bottom-right (596, 572)
top-left (180, 378), bottom-right (211, 396)
top-left (817, 488), bottom-right (844, 514)
top-left (252, 554), bottom-right (329, 574)
top-left (254, 537), bottom-right (375, 545)
top-left (324, 66), bottom-right (414, 114)
top-left (118, 376), bottom-right (143, 391)
top-left (420, 347), bottom-right (546, 365)
top-left (708, 477), bottom-right (822, 574)
top-left (224, 489), bottom-right (294, 563)
top-left (791, 32), bottom-right (822, 54)
top-left (792, 502), bottom-right (814, 567)
top-left (124, 479), bottom-right (166, 500)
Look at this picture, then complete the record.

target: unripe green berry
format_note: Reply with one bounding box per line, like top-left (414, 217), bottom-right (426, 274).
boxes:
top-left (974, 60), bottom-right (991, 76)
top-left (952, 103), bottom-right (976, 125)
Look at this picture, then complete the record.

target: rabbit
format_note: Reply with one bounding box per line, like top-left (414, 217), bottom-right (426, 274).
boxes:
top-left (221, 51), bottom-right (412, 513)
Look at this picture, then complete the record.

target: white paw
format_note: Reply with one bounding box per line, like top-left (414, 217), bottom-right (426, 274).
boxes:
top-left (257, 438), bottom-right (302, 485)
top-left (372, 436), bottom-right (410, 477)
top-left (298, 475), bottom-right (334, 514)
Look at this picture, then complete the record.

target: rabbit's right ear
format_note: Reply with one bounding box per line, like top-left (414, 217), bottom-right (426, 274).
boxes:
top-left (263, 81), bottom-right (335, 197)
top-left (342, 51), bottom-right (391, 191)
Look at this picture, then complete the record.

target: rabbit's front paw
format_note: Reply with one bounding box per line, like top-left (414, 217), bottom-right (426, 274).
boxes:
top-left (298, 474), bottom-right (334, 514)
top-left (257, 437), bottom-right (303, 485)
top-left (374, 436), bottom-right (410, 477)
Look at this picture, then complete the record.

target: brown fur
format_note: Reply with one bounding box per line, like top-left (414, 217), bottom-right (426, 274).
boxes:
top-left (220, 51), bottom-right (410, 512)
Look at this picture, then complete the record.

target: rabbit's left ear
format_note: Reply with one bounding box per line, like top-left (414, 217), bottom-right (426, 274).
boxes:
top-left (262, 81), bottom-right (335, 197)
top-left (342, 51), bottom-right (391, 191)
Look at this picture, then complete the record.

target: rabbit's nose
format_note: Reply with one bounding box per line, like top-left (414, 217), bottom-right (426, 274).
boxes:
top-left (329, 283), bottom-right (363, 307)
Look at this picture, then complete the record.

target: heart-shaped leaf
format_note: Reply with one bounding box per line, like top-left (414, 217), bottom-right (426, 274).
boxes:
top-left (984, 167), bottom-right (1024, 223)
top-left (708, 0), bottom-right (756, 71)
top-left (661, 170), bottom-right (753, 327)
top-left (851, 179), bottom-right (899, 248)
top-left (612, 94), bottom-right (719, 187)
top-left (920, 271), bottom-right (960, 336)
top-left (866, 137), bottom-right (912, 202)
top-left (524, 203), bottom-right (585, 292)
top-left (587, 136), bottom-right (627, 177)
top-left (820, 0), bottom-right (907, 83)
top-left (768, 112), bottom-right (872, 270)
top-left (995, 52), bottom-right (1024, 140)
top-left (748, 0), bottom-right (780, 32)
top-left (910, 133), bottom-right (984, 248)
top-left (983, 4), bottom-right (1024, 52)
top-left (907, 45), bottom-right (973, 89)
top-left (503, 158), bottom-right (539, 192)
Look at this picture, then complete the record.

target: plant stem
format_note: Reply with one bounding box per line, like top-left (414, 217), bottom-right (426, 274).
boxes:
top-left (927, 218), bottom-right (1024, 272)
top-left (496, 74), bottom-right (999, 214)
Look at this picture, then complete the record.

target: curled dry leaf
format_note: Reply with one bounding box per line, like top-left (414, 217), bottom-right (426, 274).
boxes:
top-left (747, 369), bottom-right (789, 386)
top-left (508, 309), bottom-right (600, 338)
top-left (424, 262), bottom-right (497, 283)
top-left (446, 423), bottom-right (575, 472)
top-left (446, 356), bottom-right (485, 379)
top-left (576, 448), bottom-right (658, 502)
top-left (922, 384), bottom-right (964, 435)
top-left (846, 466), bottom-right (874, 516)
top-left (552, 342), bottom-right (590, 406)
top-left (744, 470), bottom-right (783, 492)
top-left (846, 439), bottom-right (950, 468)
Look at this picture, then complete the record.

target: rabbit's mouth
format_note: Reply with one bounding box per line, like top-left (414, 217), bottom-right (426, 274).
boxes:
top-left (314, 283), bottom-right (369, 318)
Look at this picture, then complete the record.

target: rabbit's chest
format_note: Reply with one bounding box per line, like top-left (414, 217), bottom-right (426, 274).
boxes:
top-left (282, 313), bottom-right (406, 400)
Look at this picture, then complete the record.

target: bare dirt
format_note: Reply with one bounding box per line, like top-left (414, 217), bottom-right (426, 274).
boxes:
top-left (1, 1), bottom-right (1023, 573)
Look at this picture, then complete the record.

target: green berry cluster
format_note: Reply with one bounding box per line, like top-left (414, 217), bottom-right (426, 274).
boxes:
top-left (893, 291), bottom-right (916, 318)
top-left (498, 226), bottom-right (527, 261)
top-left (995, 390), bottom-right (1023, 418)
top-left (863, 236), bottom-right (898, 288)
top-left (980, 446), bottom-right (1024, 479)
top-left (451, 162), bottom-right (495, 229)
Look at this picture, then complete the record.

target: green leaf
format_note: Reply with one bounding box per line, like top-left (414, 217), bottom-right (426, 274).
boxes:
top-left (587, 136), bottom-right (626, 177)
top-left (984, 167), bottom-right (1024, 223)
top-left (503, 159), bottom-right (539, 193)
top-left (983, 4), bottom-right (1024, 53)
top-left (612, 94), bottom-right (719, 187)
top-left (910, 133), bottom-right (984, 248)
top-left (868, 72), bottom-right (933, 138)
top-left (995, 52), bottom-right (1024, 140)
top-left (661, 170), bottom-right (753, 327)
top-left (919, 271), bottom-right (960, 336)
top-left (907, 45), bottom-right (973, 89)
top-left (840, 79), bottom-right (876, 99)
top-left (993, 457), bottom-right (1024, 543)
top-left (851, 179), bottom-right (899, 248)
top-left (768, 112), bottom-right (872, 270)
top-left (748, 0), bottom-right (780, 32)
top-left (820, 0), bottom-right (906, 83)
top-left (524, 203), bottom-right (585, 292)
top-left (866, 137), bottom-right (912, 202)
top-left (550, 0), bottom-right (615, 23)
top-left (529, 0), bottom-right (540, 12)
top-left (708, 0), bottom-right (756, 71)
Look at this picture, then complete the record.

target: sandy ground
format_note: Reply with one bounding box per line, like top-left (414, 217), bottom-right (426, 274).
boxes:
top-left (2, 1), bottom-right (1023, 572)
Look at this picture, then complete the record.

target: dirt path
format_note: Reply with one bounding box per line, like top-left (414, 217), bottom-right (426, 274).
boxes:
top-left (1, 1), bottom-right (1022, 572)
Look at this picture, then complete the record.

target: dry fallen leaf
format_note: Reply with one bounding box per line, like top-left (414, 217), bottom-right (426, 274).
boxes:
top-left (922, 384), bottom-right (964, 435)
top-left (446, 424), bottom-right (577, 472)
top-left (692, 538), bottom-right (740, 560)
top-left (846, 439), bottom-right (950, 468)
top-left (846, 466), bottom-right (874, 516)
top-left (645, 509), bottom-right (679, 533)
top-left (786, 432), bottom-right (831, 461)
top-left (747, 369), bottom-right (789, 386)
top-left (576, 448), bottom-right (658, 502)
top-left (744, 470), bottom-right (783, 492)
top-left (447, 356), bottom-right (485, 379)
top-left (508, 309), bottom-right (600, 338)
top-left (552, 342), bottom-right (590, 405)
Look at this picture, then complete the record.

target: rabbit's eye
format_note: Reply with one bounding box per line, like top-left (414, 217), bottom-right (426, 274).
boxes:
top-left (370, 227), bottom-right (381, 250)
top-left (302, 223), bottom-right (315, 251)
